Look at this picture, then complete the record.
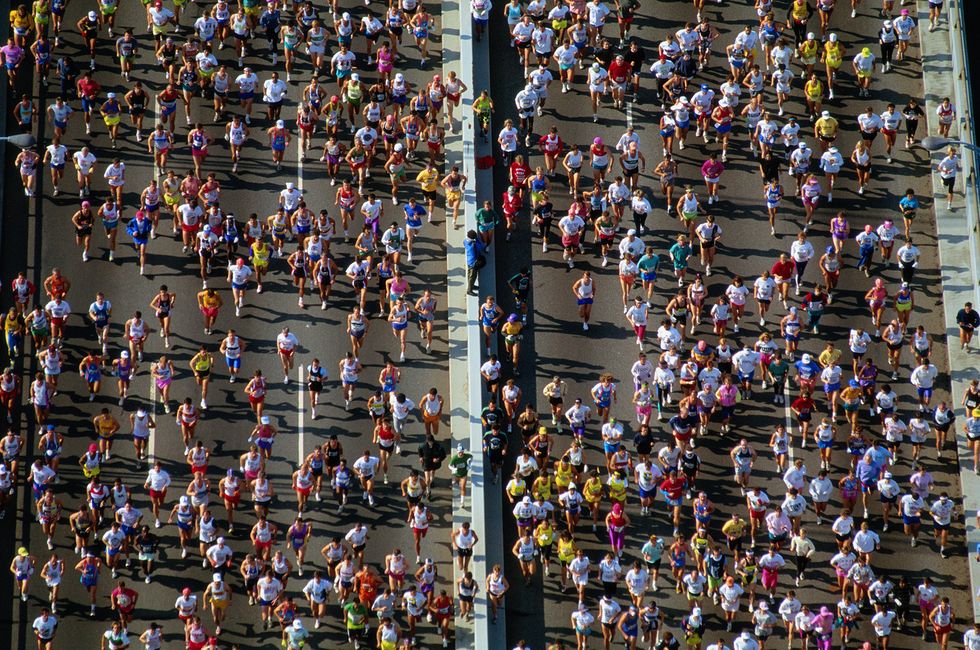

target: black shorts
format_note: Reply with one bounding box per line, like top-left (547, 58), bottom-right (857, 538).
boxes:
top-left (308, 380), bottom-right (323, 392)
top-left (548, 396), bottom-right (563, 407)
top-left (194, 370), bottom-right (211, 380)
top-left (457, 547), bottom-right (473, 558)
top-left (422, 190), bottom-right (437, 202)
top-left (943, 176), bottom-right (956, 191)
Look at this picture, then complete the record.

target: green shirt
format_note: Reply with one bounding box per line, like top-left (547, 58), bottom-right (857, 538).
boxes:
top-left (473, 97), bottom-right (492, 114)
top-left (450, 452), bottom-right (472, 478)
top-left (476, 207), bottom-right (497, 228)
top-left (768, 359), bottom-right (790, 380)
top-left (669, 243), bottom-right (692, 269)
top-left (343, 602), bottom-right (368, 630)
top-left (638, 253), bottom-right (660, 273)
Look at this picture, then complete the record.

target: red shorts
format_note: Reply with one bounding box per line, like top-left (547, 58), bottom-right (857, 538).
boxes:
top-left (0, 389), bottom-right (16, 401)
top-left (191, 464), bottom-right (208, 475)
top-left (413, 527), bottom-right (429, 538)
top-left (881, 128), bottom-right (897, 137)
top-left (561, 234), bottom-right (581, 248)
top-left (934, 624), bottom-right (952, 635)
top-left (128, 335), bottom-right (146, 343)
top-left (427, 141), bottom-right (441, 152)
top-left (750, 509), bottom-right (766, 521)
top-left (223, 493), bottom-right (240, 506)
top-left (187, 639), bottom-right (210, 650)
top-left (50, 317), bottom-right (65, 326)
top-left (278, 347), bottom-right (294, 357)
top-left (299, 123), bottom-right (314, 133)
top-left (295, 485), bottom-right (312, 496)
top-left (200, 307), bottom-right (218, 319)
top-left (192, 149), bottom-right (208, 158)
top-left (182, 223), bottom-right (200, 233)
top-left (249, 394), bottom-right (265, 407)
top-left (149, 488), bottom-right (167, 501)
top-left (446, 93), bottom-right (460, 103)
top-left (254, 539), bottom-right (272, 551)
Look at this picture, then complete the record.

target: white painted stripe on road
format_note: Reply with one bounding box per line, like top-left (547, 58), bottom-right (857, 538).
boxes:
top-left (149, 373), bottom-right (157, 463)
top-left (297, 362), bottom-right (304, 465)
top-left (626, 99), bottom-right (634, 131)
top-left (153, 99), bottom-right (161, 179)
top-left (785, 386), bottom-right (794, 461)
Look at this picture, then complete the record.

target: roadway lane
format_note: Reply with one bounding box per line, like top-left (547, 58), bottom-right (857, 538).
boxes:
top-left (3, 0), bottom-right (454, 648)
top-left (488, 1), bottom-right (970, 648)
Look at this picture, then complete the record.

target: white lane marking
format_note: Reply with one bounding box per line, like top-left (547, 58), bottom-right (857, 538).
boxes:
top-left (296, 129), bottom-right (304, 192)
top-left (297, 363), bottom-right (304, 465)
top-left (149, 373), bottom-right (157, 463)
top-left (785, 388), bottom-right (794, 460)
top-left (153, 98), bottom-right (161, 179)
top-left (626, 99), bottom-right (634, 131)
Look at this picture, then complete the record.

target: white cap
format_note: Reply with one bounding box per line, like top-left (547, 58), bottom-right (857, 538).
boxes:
top-left (285, 182), bottom-right (294, 189)
top-left (88, 10), bottom-right (98, 19)
top-left (801, 353), bottom-right (811, 363)
top-left (807, 32), bottom-right (815, 40)
top-left (261, 415), bottom-right (270, 424)
top-left (276, 119), bottom-right (285, 128)
top-left (107, 92), bottom-right (116, 99)
top-left (212, 572), bottom-right (223, 582)
top-left (121, 350), bottom-right (130, 358)
top-left (829, 33), bottom-right (838, 42)
top-left (179, 496), bottom-right (189, 505)
top-left (568, 482), bottom-right (577, 489)
top-left (821, 110), bottom-right (830, 118)
top-left (627, 229), bottom-right (637, 236)
top-left (293, 619), bottom-right (304, 630)
top-left (351, 73), bottom-right (360, 81)
top-left (395, 73), bottom-right (404, 81)
top-left (342, 11), bottom-right (350, 19)
top-left (394, 143), bottom-right (404, 152)
top-left (719, 98), bottom-right (729, 107)
top-left (217, 536), bottom-right (226, 544)
top-left (829, 146), bottom-right (838, 153)
top-left (203, 225), bottom-right (212, 233)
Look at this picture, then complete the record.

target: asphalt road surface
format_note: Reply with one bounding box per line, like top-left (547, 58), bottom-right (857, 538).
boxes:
top-left (487, 1), bottom-right (972, 648)
top-left (1, 0), bottom-right (455, 648)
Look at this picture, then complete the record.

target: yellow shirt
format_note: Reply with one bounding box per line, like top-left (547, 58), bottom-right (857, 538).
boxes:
top-left (815, 116), bottom-right (839, 137)
top-left (799, 40), bottom-right (819, 60)
top-left (824, 43), bottom-right (842, 66)
top-left (607, 477), bottom-right (627, 502)
top-left (250, 242), bottom-right (271, 265)
top-left (191, 353), bottom-right (212, 372)
top-left (804, 79), bottom-right (823, 100)
top-left (583, 478), bottom-right (603, 503)
top-left (199, 293), bottom-right (220, 308)
top-left (790, 2), bottom-right (809, 21)
top-left (534, 523), bottom-right (554, 547)
top-left (721, 519), bottom-right (746, 538)
top-left (506, 478), bottom-right (526, 499)
top-left (10, 11), bottom-right (32, 30)
top-left (555, 463), bottom-right (573, 488)
top-left (415, 169), bottom-right (439, 192)
top-left (532, 476), bottom-right (553, 501)
top-left (818, 348), bottom-right (841, 367)
top-left (557, 539), bottom-right (576, 562)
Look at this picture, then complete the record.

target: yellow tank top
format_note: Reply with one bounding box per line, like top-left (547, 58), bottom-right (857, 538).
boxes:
top-left (507, 479), bottom-right (526, 498)
top-left (535, 524), bottom-right (554, 547)
top-left (805, 79), bottom-right (823, 100)
top-left (608, 477), bottom-right (627, 501)
top-left (201, 293), bottom-right (220, 308)
top-left (532, 476), bottom-right (553, 501)
top-left (4, 316), bottom-right (21, 334)
top-left (557, 539), bottom-right (576, 562)
top-left (790, 3), bottom-right (808, 20)
top-left (192, 354), bottom-right (212, 372)
top-left (800, 41), bottom-right (818, 59)
top-left (95, 416), bottom-right (115, 435)
top-left (555, 464), bottom-right (573, 487)
top-left (825, 43), bottom-right (842, 65)
top-left (583, 479), bottom-right (603, 503)
top-left (251, 243), bottom-right (270, 264)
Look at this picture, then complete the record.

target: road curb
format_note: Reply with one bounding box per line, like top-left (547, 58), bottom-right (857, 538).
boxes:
top-left (919, 0), bottom-right (980, 622)
top-left (443, 2), bottom-right (504, 649)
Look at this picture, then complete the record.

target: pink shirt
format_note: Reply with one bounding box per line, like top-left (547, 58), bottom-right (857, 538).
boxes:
top-left (700, 160), bottom-right (725, 179)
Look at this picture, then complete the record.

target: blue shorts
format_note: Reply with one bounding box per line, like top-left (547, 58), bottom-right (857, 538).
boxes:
top-left (902, 514), bottom-right (920, 525)
top-left (393, 321), bottom-right (408, 331)
top-left (917, 387), bottom-right (933, 399)
top-left (817, 440), bottom-right (833, 449)
top-left (161, 104), bottom-right (176, 117)
top-left (50, 162), bottom-right (65, 170)
top-left (82, 576), bottom-right (98, 588)
top-left (226, 357), bottom-right (241, 370)
top-left (473, 16), bottom-right (488, 25)
top-left (81, 97), bottom-right (96, 113)
top-left (824, 382), bottom-right (841, 394)
top-left (641, 271), bottom-right (656, 282)
top-left (603, 442), bottom-right (619, 454)
top-left (121, 524), bottom-right (136, 536)
top-left (239, 91), bottom-right (254, 101)
top-left (577, 298), bottom-right (594, 305)
top-left (665, 496), bottom-right (683, 508)
top-left (106, 547), bottom-right (120, 557)
top-left (257, 438), bottom-right (273, 450)
top-left (639, 486), bottom-right (655, 499)
top-left (738, 370), bottom-right (754, 382)
top-left (785, 334), bottom-right (799, 342)
top-left (177, 521), bottom-right (192, 531)
top-left (232, 282), bottom-right (247, 291)
top-left (861, 480), bottom-right (876, 493)
top-left (715, 123), bottom-right (732, 134)
top-left (54, 119), bottom-right (66, 130)
top-left (659, 128), bottom-right (675, 138)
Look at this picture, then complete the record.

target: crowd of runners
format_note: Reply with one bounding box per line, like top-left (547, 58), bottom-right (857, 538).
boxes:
top-left (465, 0), bottom-right (978, 648)
top-left (0, 0), bottom-right (487, 648)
